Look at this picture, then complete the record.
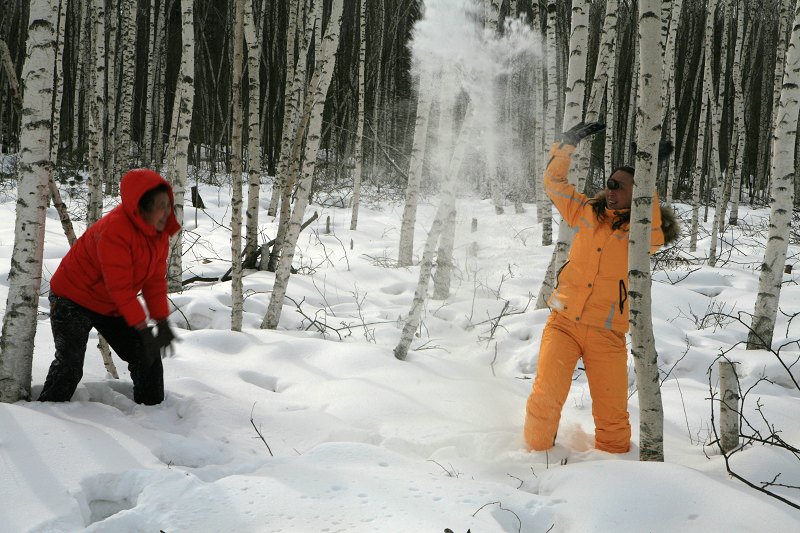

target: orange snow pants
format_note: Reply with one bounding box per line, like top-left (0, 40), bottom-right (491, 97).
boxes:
top-left (524, 312), bottom-right (631, 453)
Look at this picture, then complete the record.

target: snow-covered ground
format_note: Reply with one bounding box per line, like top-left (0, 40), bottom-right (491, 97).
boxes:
top-left (1, 177), bottom-right (799, 532)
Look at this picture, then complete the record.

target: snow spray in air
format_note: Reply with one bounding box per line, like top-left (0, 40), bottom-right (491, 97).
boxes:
top-left (408, 0), bottom-right (545, 202)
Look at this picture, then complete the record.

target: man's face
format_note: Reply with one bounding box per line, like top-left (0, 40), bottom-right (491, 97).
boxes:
top-left (605, 169), bottom-right (634, 210)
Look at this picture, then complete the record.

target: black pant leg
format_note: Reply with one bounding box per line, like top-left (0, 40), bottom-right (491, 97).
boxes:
top-left (91, 315), bottom-right (165, 405)
top-left (39, 296), bottom-right (94, 402)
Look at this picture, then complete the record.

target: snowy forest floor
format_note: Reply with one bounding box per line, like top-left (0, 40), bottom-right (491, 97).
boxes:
top-left (1, 171), bottom-right (799, 532)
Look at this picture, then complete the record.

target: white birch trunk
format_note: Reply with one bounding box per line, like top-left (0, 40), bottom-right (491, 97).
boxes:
top-left (728, 0), bottom-right (746, 226)
top-left (576, 0), bottom-right (618, 180)
top-left (0, 39), bottom-right (22, 114)
top-left (72, 0), bottom-right (88, 154)
top-left (631, 0), bottom-right (666, 463)
top-left (395, 109), bottom-right (475, 361)
top-left (86, 0), bottom-right (106, 224)
top-left (747, 0), bottom-right (800, 350)
top-left (540, 0), bottom-right (559, 247)
top-left (0, 0), bottom-right (56, 402)
top-left (690, 0), bottom-right (718, 252)
top-left (153, 0), bottom-right (168, 168)
top-left (144, 0), bottom-right (160, 167)
top-left (398, 68), bottom-right (434, 267)
top-left (663, 0), bottom-right (683, 204)
top-left (230, 0), bottom-right (246, 331)
top-left (104, 0), bottom-right (118, 193)
top-left (115, 0), bottom-right (136, 172)
top-left (432, 69), bottom-right (459, 299)
top-left (166, 0), bottom-right (195, 294)
top-left (243, 0), bottom-right (262, 266)
top-left (484, 0), bottom-right (505, 214)
top-left (350, 0), bottom-right (367, 231)
top-left (261, 0), bottom-right (344, 330)
top-left (267, 0), bottom-right (318, 272)
top-left (267, 0), bottom-right (303, 218)
top-left (766, 0), bottom-right (795, 192)
top-left (538, 0), bottom-right (589, 307)
top-left (49, 0), bottom-right (66, 165)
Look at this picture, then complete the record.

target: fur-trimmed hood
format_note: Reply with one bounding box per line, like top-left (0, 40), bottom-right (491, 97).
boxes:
top-left (659, 204), bottom-right (680, 244)
top-left (591, 192), bottom-right (680, 244)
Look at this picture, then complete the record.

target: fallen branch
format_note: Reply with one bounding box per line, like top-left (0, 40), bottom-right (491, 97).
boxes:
top-left (182, 212), bottom-right (319, 285)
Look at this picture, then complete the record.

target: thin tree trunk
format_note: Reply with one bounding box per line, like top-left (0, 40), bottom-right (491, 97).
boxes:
top-left (0, 0), bottom-right (57, 402)
top-left (230, 0), bottom-right (246, 331)
top-left (144, 0), bottom-right (160, 167)
top-left (261, 0), bottom-right (345, 330)
top-left (398, 68), bottom-right (434, 267)
top-left (538, 0), bottom-right (589, 307)
top-left (540, 0), bottom-right (559, 248)
top-left (115, 0), bottom-right (136, 172)
top-left (690, 1), bottom-right (717, 252)
top-left (729, 0), bottom-right (747, 228)
top-left (86, 0), bottom-right (106, 224)
top-left (166, 0), bottom-right (195, 294)
top-left (631, 0), bottom-right (666, 463)
top-left (243, 0), bottom-right (262, 268)
top-left (663, 0), bottom-right (683, 204)
top-left (104, 0), bottom-right (118, 193)
top-left (395, 109), bottom-right (475, 361)
top-left (49, 0), bottom-right (66, 166)
top-left (747, 0), bottom-right (800, 350)
top-left (350, 0), bottom-right (367, 231)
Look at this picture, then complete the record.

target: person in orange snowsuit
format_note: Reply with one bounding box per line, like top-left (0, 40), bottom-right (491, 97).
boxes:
top-left (524, 122), bottom-right (678, 453)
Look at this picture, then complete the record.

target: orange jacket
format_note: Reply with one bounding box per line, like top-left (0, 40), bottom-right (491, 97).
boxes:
top-left (50, 169), bottom-right (181, 326)
top-left (544, 143), bottom-right (664, 333)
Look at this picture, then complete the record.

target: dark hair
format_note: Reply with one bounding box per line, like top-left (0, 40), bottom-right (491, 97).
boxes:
top-left (611, 165), bottom-right (635, 177)
top-left (138, 184), bottom-right (170, 213)
top-left (589, 166), bottom-right (635, 229)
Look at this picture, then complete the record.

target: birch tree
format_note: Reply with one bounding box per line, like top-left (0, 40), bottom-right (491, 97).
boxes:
top-left (243, 0), bottom-right (262, 268)
top-left (166, 0), bottom-right (195, 293)
top-left (663, 0), bottom-right (683, 204)
top-left (536, 0), bottom-right (589, 308)
top-left (266, 0), bottom-right (309, 270)
top-left (261, 0), bottom-right (344, 330)
top-left (630, 0), bottom-right (666, 463)
top-left (115, 0), bottom-right (136, 175)
top-left (728, 0), bottom-right (747, 225)
top-left (49, 0), bottom-right (66, 166)
top-left (689, 0), bottom-right (718, 252)
top-left (86, 0), bottom-right (105, 224)
top-left (0, 0), bottom-right (56, 402)
top-left (350, 0), bottom-right (367, 231)
top-left (747, 0), bottom-right (800, 350)
top-left (395, 108), bottom-right (475, 361)
top-left (540, 0), bottom-right (559, 248)
top-left (231, 0), bottom-right (246, 332)
top-left (397, 68), bottom-right (434, 267)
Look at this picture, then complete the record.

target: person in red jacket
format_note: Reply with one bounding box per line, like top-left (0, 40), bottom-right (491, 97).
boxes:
top-left (524, 123), bottom-right (679, 453)
top-left (39, 169), bottom-right (181, 405)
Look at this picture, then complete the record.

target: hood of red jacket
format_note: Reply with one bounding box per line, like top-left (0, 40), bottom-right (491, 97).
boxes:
top-left (120, 168), bottom-right (181, 237)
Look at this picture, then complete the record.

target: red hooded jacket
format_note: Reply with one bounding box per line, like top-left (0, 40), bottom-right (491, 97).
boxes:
top-left (50, 169), bottom-right (181, 327)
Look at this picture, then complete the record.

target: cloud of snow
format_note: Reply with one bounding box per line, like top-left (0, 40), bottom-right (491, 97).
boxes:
top-left (408, 0), bottom-right (545, 196)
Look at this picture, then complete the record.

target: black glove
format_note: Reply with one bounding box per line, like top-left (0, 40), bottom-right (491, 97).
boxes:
top-left (137, 326), bottom-right (161, 368)
top-left (560, 122), bottom-right (606, 146)
top-left (155, 320), bottom-right (178, 358)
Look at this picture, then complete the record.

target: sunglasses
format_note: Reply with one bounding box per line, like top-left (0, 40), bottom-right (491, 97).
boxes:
top-left (606, 178), bottom-right (622, 190)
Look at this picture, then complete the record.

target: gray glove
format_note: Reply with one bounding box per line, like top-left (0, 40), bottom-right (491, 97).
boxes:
top-left (560, 122), bottom-right (606, 146)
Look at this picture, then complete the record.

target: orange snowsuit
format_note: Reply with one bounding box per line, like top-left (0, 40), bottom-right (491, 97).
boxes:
top-left (524, 143), bottom-right (665, 453)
